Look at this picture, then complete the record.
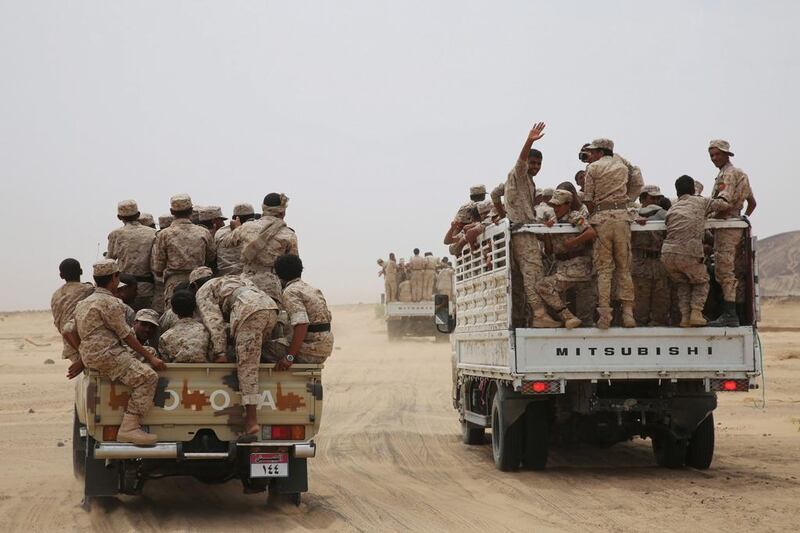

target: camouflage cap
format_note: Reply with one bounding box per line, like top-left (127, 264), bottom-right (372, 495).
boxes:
top-left (158, 214), bottom-right (174, 228)
top-left (117, 199), bottom-right (139, 217)
top-left (134, 308), bottom-right (160, 326)
top-left (170, 194), bottom-right (193, 211)
top-left (708, 139), bottom-right (734, 156)
top-left (233, 203), bottom-right (254, 216)
top-left (138, 212), bottom-right (155, 226)
top-left (641, 185), bottom-right (663, 197)
top-left (586, 138), bottom-right (614, 151)
top-left (190, 207), bottom-right (201, 224)
top-left (189, 266), bottom-right (213, 284)
top-left (549, 189), bottom-right (573, 206)
top-left (469, 184), bottom-right (486, 196)
top-left (206, 206), bottom-right (226, 221)
top-left (541, 188), bottom-right (554, 197)
top-left (93, 259), bottom-right (119, 277)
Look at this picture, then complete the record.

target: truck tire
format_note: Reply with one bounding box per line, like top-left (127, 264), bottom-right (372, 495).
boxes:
top-left (461, 421), bottom-right (485, 445)
top-left (491, 396), bottom-right (522, 471)
top-left (685, 413), bottom-right (715, 470)
top-left (652, 434), bottom-right (687, 469)
top-left (386, 320), bottom-right (400, 340)
top-left (522, 402), bottom-right (548, 470)
top-left (72, 407), bottom-right (87, 479)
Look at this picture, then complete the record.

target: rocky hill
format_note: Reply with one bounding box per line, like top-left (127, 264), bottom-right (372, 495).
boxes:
top-left (758, 230), bottom-right (800, 297)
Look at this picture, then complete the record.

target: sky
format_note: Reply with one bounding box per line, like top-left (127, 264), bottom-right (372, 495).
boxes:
top-left (1, 0), bottom-right (798, 311)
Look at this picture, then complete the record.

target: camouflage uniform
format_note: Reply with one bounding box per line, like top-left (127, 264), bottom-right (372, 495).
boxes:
top-left (662, 194), bottom-right (730, 320)
top-left (398, 280), bottom-right (413, 302)
top-left (409, 255), bottom-right (426, 302)
top-left (614, 154), bottom-right (644, 203)
top-left (158, 317), bottom-right (212, 363)
top-left (50, 281), bottom-right (94, 362)
top-left (107, 216), bottom-right (157, 311)
top-left (384, 259), bottom-right (398, 302)
top-left (196, 276), bottom-right (279, 405)
top-left (423, 255), bottom-right (438, 300)
top-left (74, 286), bottom-right (157, 416)
top-left (282, 278), bottom-right (334, 363)
top-left (151, 217), bottom-right (215, 308)
top-left (436, 266), bottom-right (455, 299)
top-left (631, 204), bottom-right (669, 326)
top-left (709, 161), bottom-right (753, 302)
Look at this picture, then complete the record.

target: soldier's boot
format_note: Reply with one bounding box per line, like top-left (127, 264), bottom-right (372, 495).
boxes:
top-left (532, 306), bottom-right (562, 328)
top-left (117, 413), bottom-right (158, 445)
top-left (596, 307), bottom-right (613, 330)
top-left (678, 304), bottom-right (691, 327)
top-left (708, 301), bottom-right (740, 327)
top-left (689, 308), bottom-right (707, 327)
top-left (560, 309), bottom-right (582, 330)
top-left (621, 302), bottom-right (636, 328)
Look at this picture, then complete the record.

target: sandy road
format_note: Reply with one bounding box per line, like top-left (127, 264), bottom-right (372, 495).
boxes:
top-left (1, 302), bottom-right (799, 532)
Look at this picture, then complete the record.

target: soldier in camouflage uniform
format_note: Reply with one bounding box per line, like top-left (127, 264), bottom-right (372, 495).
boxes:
top-left (409, 249), bottom-right (426, 302)
top-left (151, 194), bottom-right (216, 309)
top-left (435, 259), bottom-right (455, 300)
top-left (274, 254), bottom-right (334, 368)
top-left (423, 252), bottom-right (437, 300)
top-left (50, 258), bottom-right (94, 378)
top-left (158, 290), bottom-right (212, 362)
top-left (535, 190), bottom-right (598, 328)
top-left (219, 193), bottom-right (297, 305)
top-left (150, 215), bottom-right (174, 314)
top-left (74, 259), bottom-right (166, 445)
top-left (706, 140), bottom-right (757, 327)
top-left (192, 267), bottom-right (279, 438)
top-left (215, 203), bottom-right (255, 276)
top-left (107, 199), bottom-right (157, 310)
top-left (583, 138), bottom-right (636, 329)
top-left (631, 185), bottom-right (670, 326)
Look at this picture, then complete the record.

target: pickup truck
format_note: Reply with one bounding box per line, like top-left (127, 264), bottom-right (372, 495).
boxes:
top-left (435, 218), bottom-right (763, 471)
top-left (73, 363), bottom-right (323, 507)
top-left (384, 299), bottom-right (449, 342)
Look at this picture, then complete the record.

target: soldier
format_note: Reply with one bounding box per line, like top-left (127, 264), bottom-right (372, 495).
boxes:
top-left (489, 122), bottom-right (559, 327)
top-left (535, 190), bottom-right (598, 328)
top-left (220, 193), bottom-right (297, 304)
top-left (132, 308), bottom-right (160, 347)
top-left (409, 248), bottom-right (426, 302)
top-left (115, 274), bottom-right (138, 325)
top-left (583, 138), bottom-right (636, 329)
top-left (273, 254), bottom-right (334, 369)
top-left (151, 194), bottom-right (215, 309)
top-left (216, 203), bottom-right (255, 276)
top-left (398, 278), bottom-right (413, 302)
top-left (107, 199), bottom-right (157, 310)
top-left (378, 253), bottom-right (399, 302)
top-left (159, 281), bottom-right (194, 334)
top-left (706, 140), bottom-right (756, 327)
top-left (74, 259), bottom-right (166, 445)
top-left (158, 291), bottom-right (212, 363)
top-left (423, 252), bottom-right (437, 300)
top-left (151, 215), bottom-right (174, 314)
top-left (198, 206), bottom-right (227, 237)
top-left (158, 214), bottom-right (174, 229)
top-left (192, 267), bottom-right (279, 438)
top-left (662, 175), bottom-right (731, 327)
top-left (436, 258), bottom-right (455, 300)
top-left (632, 185), bottom-right (670, 326)
top-left (50, 258), bottom-right (94, 378)
top-left (138, 213), bottom-right (156, 229)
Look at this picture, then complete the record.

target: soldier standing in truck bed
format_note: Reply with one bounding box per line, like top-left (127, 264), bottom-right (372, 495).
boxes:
top-left (215, 203), bottom-right (256, 276)
top-left (631, 185), bottom-right (670, 326)
top-left (107, 199), bottom-right (157, 311)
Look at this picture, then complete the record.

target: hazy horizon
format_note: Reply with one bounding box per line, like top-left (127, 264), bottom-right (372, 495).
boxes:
top-left (1, 1), bottom-right (798, 311)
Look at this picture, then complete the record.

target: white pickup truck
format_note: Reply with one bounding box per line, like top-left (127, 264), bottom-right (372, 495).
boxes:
top-left (385, 300), bottom-right (449, 342)
top-left (435, 219), bottom-right (762, 471)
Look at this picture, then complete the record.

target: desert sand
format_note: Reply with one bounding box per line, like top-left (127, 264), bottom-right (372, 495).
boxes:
top-left (0, 301), bottom-right (798, 532)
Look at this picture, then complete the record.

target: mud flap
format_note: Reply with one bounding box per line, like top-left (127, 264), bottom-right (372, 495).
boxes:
top-left (85, 440), bottom-right (120, 498)
top-left (272, 457), bottom-right (308, 494)
top-left (494, 386), bottom-right (529, 431)
top-left (666, 396), bottom-right (717, 439)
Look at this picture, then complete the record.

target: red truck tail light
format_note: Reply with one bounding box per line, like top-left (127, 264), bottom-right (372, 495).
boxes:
top-left (521, 380), bottom-right (561, 394)
top-left (711, 379), bottom-right (749, 392)
top-left (268, 425), bottom-right (306, 440)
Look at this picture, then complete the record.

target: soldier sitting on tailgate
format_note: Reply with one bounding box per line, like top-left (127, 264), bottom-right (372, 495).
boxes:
top-left (159, 290), bottom-right (213, 363)
top-left (534, 189), bottom-right (598, 328)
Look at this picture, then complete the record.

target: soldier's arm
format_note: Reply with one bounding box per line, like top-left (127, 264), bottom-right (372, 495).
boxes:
top-left (583, 166), bottom-right (596, 212)
top-left (518, 122), bottom-right (545, 161)
top-left (106, 232), bottom-right (117, 260)
top-left (564, 225), bottom-right (597, 249)
top-left (277, 287), bottom-right (309, 369)
top-left (151, 232), bottom-right (166, 276)
top-left (626, 162), bottom-right (644, 202)
top-left (490, 183), bottom-right (506, 217)
top-left (205, 233), bottom-right (217, 265)
top-left (745, 194), bottom-right (756, 216)
top-left (195, 284), bottom-right (227, 358)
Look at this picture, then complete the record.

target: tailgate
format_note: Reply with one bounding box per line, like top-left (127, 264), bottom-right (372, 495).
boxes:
top-left (386, 301), bottom-right (435, 316)
top-left (514, 326), bottom-right (760, 379)
top-left (91, 363), bottom-right (322, 442)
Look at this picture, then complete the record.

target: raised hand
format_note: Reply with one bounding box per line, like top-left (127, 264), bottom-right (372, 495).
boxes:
top-left (528, 122), bottom-right (546, 142)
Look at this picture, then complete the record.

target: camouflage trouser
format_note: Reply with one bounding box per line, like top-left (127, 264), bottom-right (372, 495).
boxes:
top-left (116, 358), bottom-right (158, 416)
top-left (714, 228), bottom-right (742, 302)
top-left (384, 275), bottom-right (398, 302)
top-left (151, 277), bottom-right (165, 314)
top-left (662, 252), bottom-right (709, 314)
top-left (132, 281), bottom-right (154, 312)
top-left (164, 272), bottom-right (191, 309)
top-left (632, 275), bottom-right (670, 326)
top-left (411, 270), bottom-right (424, 302)
top-left (593, 219), bottom-right (633, 307)
top-left (235, 309), bottom-right (278, 405)
top-left (511, 232), bottom-right (543, 313)
top-left (423, 270), bottom-right (436, 300)
top-left (243, 270), bottom-right (283, 306)
top-left (536, 274), bottom-right (585, 314)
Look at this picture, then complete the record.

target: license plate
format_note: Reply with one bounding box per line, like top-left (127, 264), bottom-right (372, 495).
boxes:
top-left (249, 453), bottom-right (289, 478)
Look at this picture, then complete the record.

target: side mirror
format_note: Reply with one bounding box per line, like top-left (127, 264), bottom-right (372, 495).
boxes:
top-left (434, 294), bottom-right (455, 333)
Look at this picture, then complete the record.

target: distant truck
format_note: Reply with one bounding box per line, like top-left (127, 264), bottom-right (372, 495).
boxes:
top-left (73, 363), bottom-right (323, 507)
top-left (436, 219), bottom-right (763, 471)
top-left (384, 299), bottom-right (449, 341)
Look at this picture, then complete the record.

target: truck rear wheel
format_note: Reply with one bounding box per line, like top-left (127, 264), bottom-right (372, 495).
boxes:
top-left (491, 396), bottom-right (522, 471)
top-left (685, 413), bottom-right (715, 469)
top-left (522, 402), bottom-right (548, 470)
top-left (72, 407), bottom-right (86, 479)
top-left (386, 320), bottom-right (400, 340)
top-left (652, 434), bottom-right (687, 469)
top-left (461, 421), bottom-right (485, 445)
